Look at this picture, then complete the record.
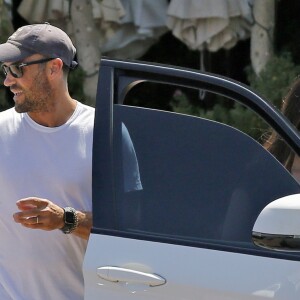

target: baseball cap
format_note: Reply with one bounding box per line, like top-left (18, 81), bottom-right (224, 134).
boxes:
top-left (0, 23), bottom-right (78, 69)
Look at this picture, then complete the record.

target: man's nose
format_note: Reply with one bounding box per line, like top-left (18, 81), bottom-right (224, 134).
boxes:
top-left (3, 72), bottom-right (16, 87)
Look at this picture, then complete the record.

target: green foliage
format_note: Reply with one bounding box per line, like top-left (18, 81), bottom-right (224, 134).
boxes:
top-left (171, 53), bottom-right (300, 141)
top-left (68, 66), bottom-right (86, 103)
top-left (246, 53), bottom-right (300, 108)
top-left (239, 53), bottom-right (300, 139)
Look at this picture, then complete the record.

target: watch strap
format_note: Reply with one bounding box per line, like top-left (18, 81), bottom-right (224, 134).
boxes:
top-left (60, 207), bottom-right (78, 234)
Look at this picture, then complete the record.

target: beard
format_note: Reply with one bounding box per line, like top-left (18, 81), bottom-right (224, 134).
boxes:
top-left (14, 70), bottom-right (54, 113)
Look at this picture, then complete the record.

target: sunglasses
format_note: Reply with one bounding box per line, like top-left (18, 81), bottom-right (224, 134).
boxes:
top-left (1, 58), bottom-right (55, 78)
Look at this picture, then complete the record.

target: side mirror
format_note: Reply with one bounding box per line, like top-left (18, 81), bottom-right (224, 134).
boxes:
top-left (252, 193), bottom-right (300, 252)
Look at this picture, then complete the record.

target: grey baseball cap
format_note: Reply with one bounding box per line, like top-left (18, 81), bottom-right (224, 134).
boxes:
top-left (0, 23), bottom-right (78, 68)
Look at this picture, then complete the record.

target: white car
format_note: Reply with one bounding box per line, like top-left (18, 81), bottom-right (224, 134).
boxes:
top-left (83, 58), bottom-right (300, 299)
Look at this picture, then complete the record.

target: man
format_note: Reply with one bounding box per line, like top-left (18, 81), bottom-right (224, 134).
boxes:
top-left (0, 23), bottom-right (93, 299)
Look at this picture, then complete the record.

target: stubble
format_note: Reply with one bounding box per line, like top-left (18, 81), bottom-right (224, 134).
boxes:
top-left (14, 69), bottom-right (54, 113)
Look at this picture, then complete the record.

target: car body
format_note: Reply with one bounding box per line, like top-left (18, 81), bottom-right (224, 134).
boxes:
top-left (83, 58), bottom-right (300, 299)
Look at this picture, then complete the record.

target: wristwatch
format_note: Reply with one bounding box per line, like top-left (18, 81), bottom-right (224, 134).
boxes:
top-left (60, 207), bottom-right (78, 234)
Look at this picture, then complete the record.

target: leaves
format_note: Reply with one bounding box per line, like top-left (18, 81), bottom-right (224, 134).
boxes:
top-left (171, 53), bottom-right (300, 141)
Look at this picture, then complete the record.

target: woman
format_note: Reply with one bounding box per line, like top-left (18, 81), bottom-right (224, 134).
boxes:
top-left (264, 77), bottom-right (300, 181)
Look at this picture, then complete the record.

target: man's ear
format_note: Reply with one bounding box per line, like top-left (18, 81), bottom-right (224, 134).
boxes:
top-left (49, 58), bottom-right (64, 76)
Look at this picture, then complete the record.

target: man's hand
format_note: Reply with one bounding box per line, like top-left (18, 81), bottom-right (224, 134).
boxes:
top-left (13, 197), bottom-right (92, 240)
top-left (13, 197), bottom-right (64, 231)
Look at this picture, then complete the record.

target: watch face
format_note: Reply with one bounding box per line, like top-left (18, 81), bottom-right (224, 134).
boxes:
top-left (65, 210), bottom-right (75, 225)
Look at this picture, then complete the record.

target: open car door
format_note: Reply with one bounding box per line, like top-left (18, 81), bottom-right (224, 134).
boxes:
top-left (84, 59), bottom-right (300, 299)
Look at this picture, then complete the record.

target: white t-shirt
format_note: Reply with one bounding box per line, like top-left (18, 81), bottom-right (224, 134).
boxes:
top-left (0, 102), bottom-right (94, 300)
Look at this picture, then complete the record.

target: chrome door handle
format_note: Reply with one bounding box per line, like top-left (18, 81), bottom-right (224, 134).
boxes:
top-left (97, 266), bottom-right (166, 287)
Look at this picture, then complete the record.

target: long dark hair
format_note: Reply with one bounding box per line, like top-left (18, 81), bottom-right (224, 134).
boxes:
top-left (264, 77), bottom-right (300, 171)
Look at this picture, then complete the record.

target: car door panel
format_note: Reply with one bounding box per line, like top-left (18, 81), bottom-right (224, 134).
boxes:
top-left (84, 235), bottom-right (300, 299)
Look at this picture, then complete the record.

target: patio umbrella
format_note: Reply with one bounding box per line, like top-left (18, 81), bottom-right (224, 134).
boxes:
top-left (166, 0), bottom-right (253, 100)
top-left (101, 0), bottom-right (169, 59)
top-left (17, 0), bottom-right (69, 24)
top-left (166, 0), bottom-right (253, 52)
top-left (17, 0), bottom-right (125, 43)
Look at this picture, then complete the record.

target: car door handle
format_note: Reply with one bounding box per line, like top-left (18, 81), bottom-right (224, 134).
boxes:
top-left (97, 266), bottom-right (166, 287)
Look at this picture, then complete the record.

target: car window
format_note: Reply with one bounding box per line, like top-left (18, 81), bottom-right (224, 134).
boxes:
top-left (93, 102), bottom-right (300, 249)
top-left (124, 82), bottom-right (269, 142)
top-left (124, 81), bottom-right (300, 184)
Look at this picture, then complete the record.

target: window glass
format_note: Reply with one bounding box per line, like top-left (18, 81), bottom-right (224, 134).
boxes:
top-left (112, 104), bottom-right (300, 247)
top-left (123, 81), bottom-right (299, 183)
top-left (124, 82), bottom-right (269, 142)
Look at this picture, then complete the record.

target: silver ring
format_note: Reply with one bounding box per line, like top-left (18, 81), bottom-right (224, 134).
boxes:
top-left (36, 216), bottom-right (39, 224)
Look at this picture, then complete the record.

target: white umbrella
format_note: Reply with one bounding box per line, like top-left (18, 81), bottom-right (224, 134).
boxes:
top-left (91, 0), bottom-right (125, 41)
top-left (166, 0), bottom-right (253, 52)
top-left (17, 0), bottom-right (125, 43)
top-left (101, 0), bottom-right (169, 59)
top-left (17, 0), bottom-right (69, 24)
